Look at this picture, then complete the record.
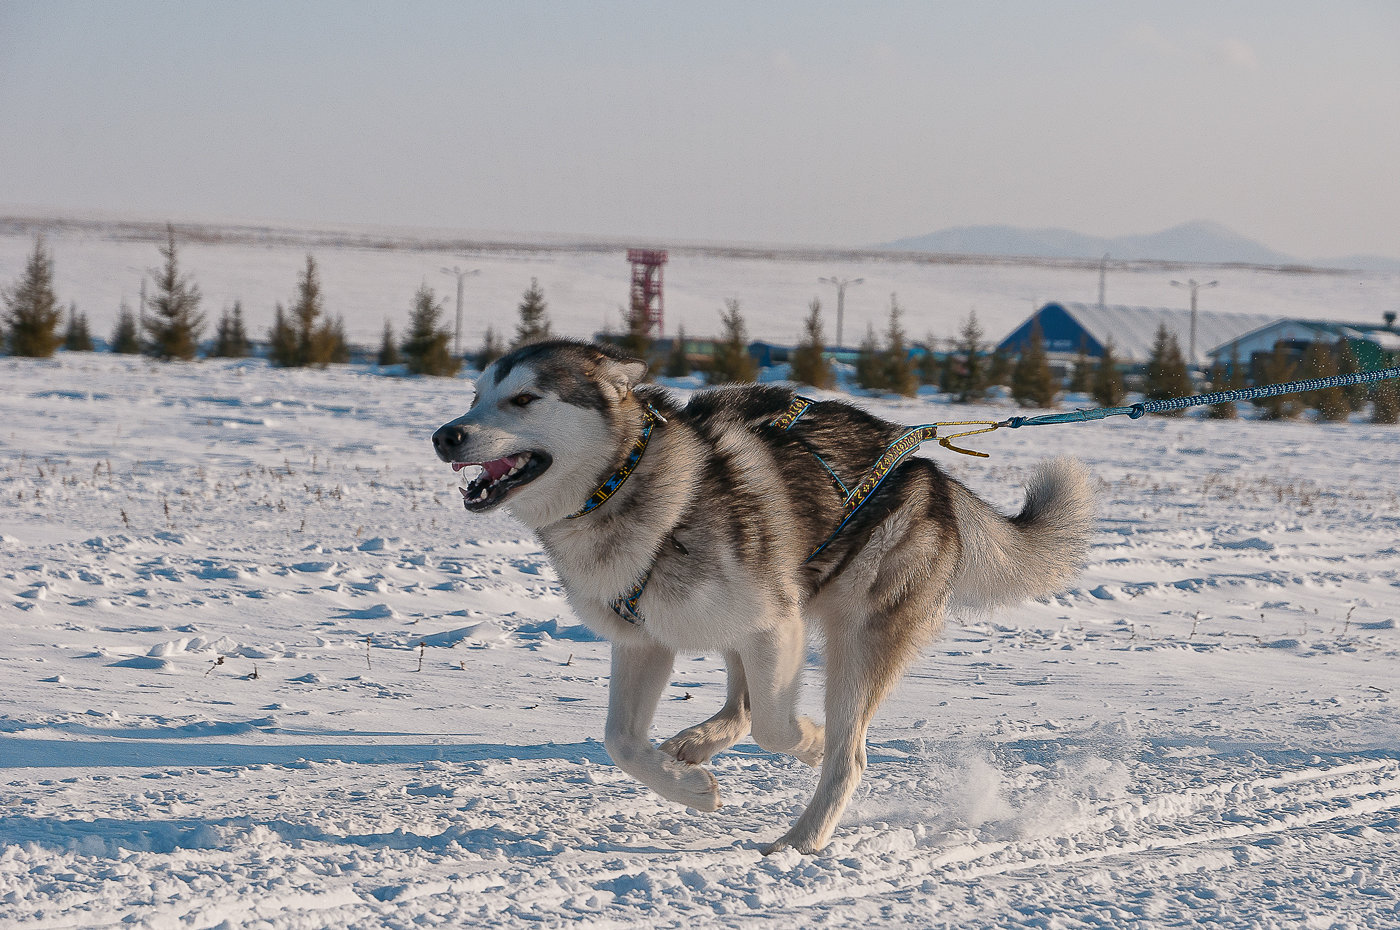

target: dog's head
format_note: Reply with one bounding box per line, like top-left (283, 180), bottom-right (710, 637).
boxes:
top-left (432, 339), bottom-right (648, 527)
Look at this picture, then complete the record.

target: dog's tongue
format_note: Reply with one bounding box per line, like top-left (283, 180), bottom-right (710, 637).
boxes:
top-left (479, 455), bottom-right (516, 482)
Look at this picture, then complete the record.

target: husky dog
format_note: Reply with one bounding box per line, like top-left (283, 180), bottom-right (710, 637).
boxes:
top-left (432, 339), bottom-right (1093, 853)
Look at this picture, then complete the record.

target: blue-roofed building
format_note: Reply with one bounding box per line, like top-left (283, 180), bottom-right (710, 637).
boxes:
top-left (996, 302), bottom-right (1278, 368)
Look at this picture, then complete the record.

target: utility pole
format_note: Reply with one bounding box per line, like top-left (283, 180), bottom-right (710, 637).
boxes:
top-left (817, 276), bottom-right (864, 348)
top-left (441, 266), bottom-right (480, 357)
top-left (1170, 278), bottom-right (1218, 367)
top-left (1098, 254), bottom-right (1109, 309)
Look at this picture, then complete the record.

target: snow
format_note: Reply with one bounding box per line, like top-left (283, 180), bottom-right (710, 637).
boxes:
top-left (2, 349), bottom-right (1400, 923)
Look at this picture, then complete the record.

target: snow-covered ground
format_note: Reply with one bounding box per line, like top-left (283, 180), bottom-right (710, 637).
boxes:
top-left (2, 350), bottom-right (1397, 929)
top-left (2, 219), bottom-right (1398, 350)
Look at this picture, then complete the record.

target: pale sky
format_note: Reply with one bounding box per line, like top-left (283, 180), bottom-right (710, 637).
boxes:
top-left (2, 1), bottom-right (1398, 259)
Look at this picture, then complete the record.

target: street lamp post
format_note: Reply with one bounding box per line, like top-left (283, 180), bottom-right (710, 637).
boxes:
top-left (817, 276), bottom-right (864, 348)
top-left (441, 266), bottom-right (480, 357)
top-left (1169, 278), bottom-right (1218, 367)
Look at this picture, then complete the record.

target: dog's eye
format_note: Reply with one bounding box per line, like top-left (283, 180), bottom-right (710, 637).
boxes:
top-left (510, 392), bottom-right (540, 408)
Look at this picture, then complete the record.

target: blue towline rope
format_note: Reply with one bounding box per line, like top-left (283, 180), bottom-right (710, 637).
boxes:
top-left (1001, 365), bottom-right (1400, 430)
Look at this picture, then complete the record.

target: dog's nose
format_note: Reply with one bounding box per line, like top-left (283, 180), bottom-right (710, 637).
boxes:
top-left (432, 424), bottom-right (468, 459)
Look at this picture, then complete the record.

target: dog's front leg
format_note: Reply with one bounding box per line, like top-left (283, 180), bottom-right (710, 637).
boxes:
top-left (659, 650), bottom-right (751, 764)
top-left (604, 639), bottom-right (722, 812)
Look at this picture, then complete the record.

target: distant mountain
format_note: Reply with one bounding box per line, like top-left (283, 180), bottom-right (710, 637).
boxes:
top-left (881, 221), bottom-right (1296, 266)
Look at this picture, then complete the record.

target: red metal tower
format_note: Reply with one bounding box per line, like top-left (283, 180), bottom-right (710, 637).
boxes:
top-left (627, 249), bottom-right (668, 336)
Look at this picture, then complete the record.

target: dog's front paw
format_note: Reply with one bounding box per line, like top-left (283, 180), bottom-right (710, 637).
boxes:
top-left (658, 757), bottom-right (722, 812)
top-left (660, 719), bottom-right (746, 765)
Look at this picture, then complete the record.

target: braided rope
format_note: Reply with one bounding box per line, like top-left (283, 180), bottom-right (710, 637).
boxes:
top-left (1005, 366), bottom-right (1400, 429)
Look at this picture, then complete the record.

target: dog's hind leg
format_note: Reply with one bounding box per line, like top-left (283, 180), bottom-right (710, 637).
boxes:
top-left (604, 639), bottom-right (723, 811)
top-left (660, 651), bottom-right (752, 765)
top-left (766, 499), bottom-right (958, 854)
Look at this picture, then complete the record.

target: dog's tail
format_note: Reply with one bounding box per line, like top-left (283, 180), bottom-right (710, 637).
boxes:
top-left (948, 457), bottom-right (1095, 611)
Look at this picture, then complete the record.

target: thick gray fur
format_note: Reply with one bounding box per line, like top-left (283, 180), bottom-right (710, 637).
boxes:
top-left (433, 339), bottom-right (1095, 853)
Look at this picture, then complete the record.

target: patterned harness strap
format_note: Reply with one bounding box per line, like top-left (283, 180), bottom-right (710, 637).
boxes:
top-left (773, 395), bottom-right (940, 563)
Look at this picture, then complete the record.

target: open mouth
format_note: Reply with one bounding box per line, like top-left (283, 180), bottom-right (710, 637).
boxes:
top-left (453, 451), bottom-right (552, 512)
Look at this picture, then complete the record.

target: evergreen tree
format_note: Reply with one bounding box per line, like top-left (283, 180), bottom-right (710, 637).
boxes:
top-left (283, 255), bottom-right (340, 367)
top-left (663, 325), bottom-right (691, 378)
top-left (790, 298), bottom-right (833, 389)
top-left (920, 336), bottom-right (943, 387)
top-left (986, 345), bottom-right (1012, 388)
top-left (63, 304), bottom-right (94, 351)
top-left (377, 320), bottom-right (402, 366)
top-left (1091, 339), bottom-right (1126, 408)
top-left (953, 311), bottom-right (988, 402)
top-left (110, 302), bottom-right (141, 354)
top-left (142, 225), bottom-right (205, 361)
top-left (1011, 320), bottom-right (1058, 408)
top-left (478, 327), bottom-right (505, 370)
top-left (618, 302), bottom-right (652, 369)
top-left (512, 278), bottom-right (552, 348)
top-left (1335, 339), bottom-right (1366, 412)
top-left (1254, 343), bottom-right (1302, 420)
top-left (210, 302), bottom-right (250, 358)
top-left (326, 315), bottom-right (350, 364)
top-left (936, 345), bottom-right (956, 393)
top-left (708, 298), bottom-right (758, 384)
top-left (1302, 340), bottom-right (1347, 422)
top-left (2, 234), bottom-right (64, 357)
top-left (1372, 360), bottom-right (1400, 424)
top-left (1067, 338), bottom-right (1092, 395)
top-left (854, 323), bottom-right (885, 391)
top-left (1143, 324), bottom-right (1191, 416)
top-left (401, 283), bottom-right (461, 377)
top-left (268, 303), bottom-right (298, 367)
top-left (881, 295), bottom-right (918, 397)
top-left (1205, 350), bottom-right (1242, 419)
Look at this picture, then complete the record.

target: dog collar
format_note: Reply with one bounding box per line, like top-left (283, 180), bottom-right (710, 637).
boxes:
top-left (565, 402), bottom-right (663, 521)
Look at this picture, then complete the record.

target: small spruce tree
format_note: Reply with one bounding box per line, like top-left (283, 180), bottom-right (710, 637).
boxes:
top-left (63, 304), bottom-right (94, 351)
top-left (1011, 320), bottom-right (1058, 408)
top-left (513, 278), bottom-right (552, 348)
top-left (1254, 343), bottom-right (1302, 420)
top-left (1336, 340), bottom-right (1366, 412)
top-left (1143, 324), bottom-right (1191, 415)
top-left (1091, 339), bottom-right (1126, 408)
top-left (268, 303), bottom-right (298, 367)
top-left (954, 311), bottom-right (988, 402)
top-left (142, 225), bottom-right (205, 361)
top-left (854, 322), bottom-right (885, 392)
top-left (1068, 338), bottom-right (1092, 395)
top-left (881, 294), bottom-right (918, 397)
top-left (663, 325), bottom-right (691, 378)
top-left (478, 327), bottom-right (505, 370)
top-left (618, 302), bottom-right (652, 369)
top-left (790, 298), bottom-right (833, 389)
top-left (1205, 350), bottom-right (1242, 419)
top-left (110, 302), bottom-right (141, 354)
top-left (210, 302), bottom-right (250, 358)
top-left (401, 283), bottom-right (461, 377)
top-left (1302, 340), bottom-right (1347, 422)
top-left (709, 298), bottom-right (758, 384)
top-left (377, 320), bottom-right (402, 367)
top-left (3, 234), bottom-right (64, 357)
top-left (920, 336), bottom-right (944, 388)
top-left (1372, 363), bottom-right (1400, 424)
top-left (986, 345), bottom-right (1012, 388)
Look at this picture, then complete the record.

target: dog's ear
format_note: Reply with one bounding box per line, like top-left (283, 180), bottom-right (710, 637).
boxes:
top-left (601, 355), bottom-right (648, 397)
